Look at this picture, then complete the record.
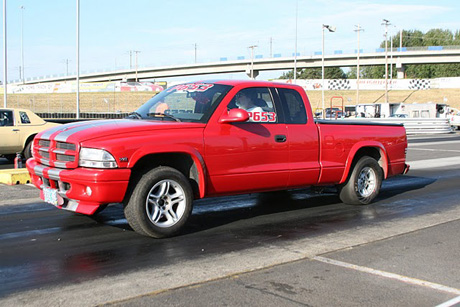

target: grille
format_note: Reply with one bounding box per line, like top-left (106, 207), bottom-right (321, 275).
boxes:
top-left (38, 139), bottom-right (50, 147)
top-left (35, 138), bottom-right (78, 169)
top-left (56, 154), bottom-right (75, 162)
top-left (57, 142), bottom-right (76, 151)
top-left (39, 150), bottom-right (50, 159)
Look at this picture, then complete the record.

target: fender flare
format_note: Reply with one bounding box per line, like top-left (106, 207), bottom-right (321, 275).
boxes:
top-left (128, 145), bottom-right (208, 199)
top-left (339, 141), bottom-right (389, 184)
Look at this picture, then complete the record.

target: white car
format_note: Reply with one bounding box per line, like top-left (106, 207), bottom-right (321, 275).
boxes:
top-left (0, 108), bottom-right (59, 161)
top-left (450, 112), bottom-right (460, 130)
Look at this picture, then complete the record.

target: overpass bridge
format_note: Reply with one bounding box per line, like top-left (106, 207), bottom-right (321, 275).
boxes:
top-left (17, 47), bottom-right (460, 84)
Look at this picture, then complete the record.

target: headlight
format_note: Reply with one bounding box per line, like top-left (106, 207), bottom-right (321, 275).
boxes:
top-left (79, 147), bottom-right (118, 168)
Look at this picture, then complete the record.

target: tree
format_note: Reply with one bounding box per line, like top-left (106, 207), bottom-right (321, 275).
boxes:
top-left (280, 28), bottom-right (460, 79)
top-left (279, 67), bottom-right (346, 79)
top-left (363, 29), bottom-right (460, 78)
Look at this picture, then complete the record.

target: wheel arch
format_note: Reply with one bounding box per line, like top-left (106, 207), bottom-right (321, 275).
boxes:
top-left (339, 142), bottom-right (388, 184)
top-left (127, 151), bottom-right (207, 201)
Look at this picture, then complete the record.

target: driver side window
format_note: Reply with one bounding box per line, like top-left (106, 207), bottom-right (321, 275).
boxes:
top-left (229, 87), bottom-right (277, 123)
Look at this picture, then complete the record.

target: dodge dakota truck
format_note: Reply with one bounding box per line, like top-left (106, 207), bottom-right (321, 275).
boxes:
top-left (27, 80), bottom-right (409, 238)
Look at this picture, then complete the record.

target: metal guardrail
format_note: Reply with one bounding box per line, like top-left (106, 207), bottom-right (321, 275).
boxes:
top-left (343, 118), bottom-right (453, 135)
top-left (398, 118), bottom-right (453, 135)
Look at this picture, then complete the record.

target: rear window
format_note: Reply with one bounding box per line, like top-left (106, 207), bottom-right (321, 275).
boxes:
top-left (278, 88), bottom-right (307, 124)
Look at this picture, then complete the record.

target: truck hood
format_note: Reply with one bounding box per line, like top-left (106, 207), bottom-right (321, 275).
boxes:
top-left (37, 119), bottom-right (205, 143)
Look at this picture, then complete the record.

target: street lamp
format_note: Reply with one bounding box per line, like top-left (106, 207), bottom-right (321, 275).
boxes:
top-left (322, 24), bottom-right (336, 119)
top-left (382, 19), bottom-right (391, 104)
top-left (354, 24), bottom-right (364, 105)
top-left (3, 0), bottom-right (7, 107)
top-left (76, 0), bottom-right (80, 119)
top-left (248, 45), bottom-right (257, 79)
top-left (62, 59), bottom-right (70, 76)
top-left (294, 0), bottom-right (298, 83)
top-left (20, 5), bottom-right (25, 84)
top-left (389, 24), bottom-right (397, 83)
top-left (133, 50), bottom-right (140, 81)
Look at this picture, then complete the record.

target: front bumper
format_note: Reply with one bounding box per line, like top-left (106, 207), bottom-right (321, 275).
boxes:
top-left (26, 158), bottom-right (131, 215)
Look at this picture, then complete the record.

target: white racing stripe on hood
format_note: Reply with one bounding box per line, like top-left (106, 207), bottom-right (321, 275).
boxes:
top-left (40, 121), bottom-right (88, 140)
top-left (54, 120), bottom-right (121, 142)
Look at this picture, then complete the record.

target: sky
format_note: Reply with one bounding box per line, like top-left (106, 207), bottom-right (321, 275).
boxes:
top-left (1, 0), bottom-right (460, 83)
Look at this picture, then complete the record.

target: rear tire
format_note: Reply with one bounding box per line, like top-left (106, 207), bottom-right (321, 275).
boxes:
top-left (124, 166), bottom-right (193, 238)
top-left (338, 156), bottom-right (383, 205)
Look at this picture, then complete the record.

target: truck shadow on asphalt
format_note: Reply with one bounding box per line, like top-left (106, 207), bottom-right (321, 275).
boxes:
top-left (92, 175), bottom-right (436, 239)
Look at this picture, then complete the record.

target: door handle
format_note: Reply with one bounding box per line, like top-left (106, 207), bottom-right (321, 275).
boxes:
top-left (275, 134), bottom-right (287, 143)
top-left (12, 129), bottom-right (20, 131)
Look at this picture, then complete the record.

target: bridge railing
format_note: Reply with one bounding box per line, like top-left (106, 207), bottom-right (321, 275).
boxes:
top-left (9, 45), bottom-right (460, 84)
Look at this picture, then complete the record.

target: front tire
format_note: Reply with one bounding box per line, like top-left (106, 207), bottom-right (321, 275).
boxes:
top-left (338, 156), bottom-right (383, 205)
top-left (23, 141), bottom-right (33, 160)
top-left (124, 166), bottom-right (193, 238)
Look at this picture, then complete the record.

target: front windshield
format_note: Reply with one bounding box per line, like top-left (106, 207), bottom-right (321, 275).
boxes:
top-left (132, 83), bottom-right (232, 123)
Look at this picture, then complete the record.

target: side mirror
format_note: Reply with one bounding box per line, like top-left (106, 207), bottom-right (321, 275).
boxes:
top-left (219, 108), bottom-right (249, 124)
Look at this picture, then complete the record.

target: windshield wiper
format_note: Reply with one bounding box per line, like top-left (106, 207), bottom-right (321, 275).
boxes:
top-left (147, 112), bottom-right (181, 122)
top-left (127, 111), bottom-right (143, 119)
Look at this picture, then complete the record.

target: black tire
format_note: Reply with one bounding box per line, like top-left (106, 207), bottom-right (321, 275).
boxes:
top-left (23, 140), bottom-right (33, 160)
top-left (338, 156), bottom-right (383, 205)
top-left (124, 166), bottom-right (193, 238)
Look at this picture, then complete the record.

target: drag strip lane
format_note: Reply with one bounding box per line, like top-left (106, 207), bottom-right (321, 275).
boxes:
top-left (0, 134), bottom-right (459, 306)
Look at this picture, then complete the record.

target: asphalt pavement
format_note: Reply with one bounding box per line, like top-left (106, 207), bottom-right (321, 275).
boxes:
top-left (0, 133), bottom-right (459, 307)
top-left (109, 220), bottom-right (460, 307)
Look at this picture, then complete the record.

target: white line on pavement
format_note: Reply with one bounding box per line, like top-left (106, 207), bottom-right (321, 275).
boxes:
top-left (313, 256), bottom-right (460, 296)
top-left (407, 157), bottom-right (460, 170)
top-left (410, 148), bottom-right (460, 153)
top-left (409, 140), bottom-right (460, 147)
top-left (435, 295), bottom-right (460, 307)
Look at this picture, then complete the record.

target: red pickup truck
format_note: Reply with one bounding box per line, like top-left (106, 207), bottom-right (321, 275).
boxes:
top-left (27, 80), bottom-right (409, 238)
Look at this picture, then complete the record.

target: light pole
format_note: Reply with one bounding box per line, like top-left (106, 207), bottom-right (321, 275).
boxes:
top-left (194, 43), bottom-right (197, 63)
top-left (354, 24), bottom-right (364, 105)
top-left (248, 45), bottom-right (257, 79)
top-left (20, 5), bottom-right (25, 84)
top-left (294, 0), bottom-right (298, 83)
top-left (389, 25), bottom-right (397, 83)
top-left (3, 0), bottom-right (7, 108)
top-left (322, 24), bottom-right (336, 119)
top-left (63, 59), bottom-right (70, 76)
top-left (382, 19), bottom-right (390, 104)
top-left (76, 0), bottom-right (80, 119)
top-left (133, 50), bottom-right (140, 82)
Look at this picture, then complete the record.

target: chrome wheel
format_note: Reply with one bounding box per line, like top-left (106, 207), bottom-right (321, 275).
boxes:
top-left (339, 156), bottom-right (383, 205)
top-left (357, 166), bottom-right (376, 198)
top-left (146, 179), bottom-right (186, 228)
